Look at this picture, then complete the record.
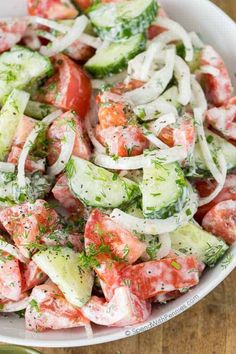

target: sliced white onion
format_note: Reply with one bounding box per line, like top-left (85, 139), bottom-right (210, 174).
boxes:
top-left (150, 30), bottom-right (180, 46)
top-left (148, 113), bottom-right (176, 136)
top-left (23, 28), bottom-right (41, 50)
top-left (137, 42), bottom-right (163, 82)
top-left (0, 295), bottom-right (30, 312)
top-left (36, 29), bottom-right (56, 42)
top-left (85, 323), bottom-right (94, 339)
top-left (92, 71), bottom-right (127, 90)
top-left (47, 130), bottom-right (76, 176)
top-left (189, 32), bottom-right (204, 49)
top-left (40, 15), bottom-right (88, 57)
top-left (79, 33), bottom-right (102, 49)
top-left (0, 239), bottom-right (28, 263)
top-left (17, 110), bottom-right (62, 188)
top-left (194, 108), bottom-right (223, 185)
top-left (101, 91), bottom-right (132, 105)
top-left (134, 97), bottom-right (178, 121)
top-left (94, 146), bottom-right (187, 170)
top-left (124, 47), bottom-right (176, 106)
top-left (156, 233), bottom-right (172, 259)
top-left (0, 162), bottom-right (15, 173)
top-left (199, 152), bottom-right (227, 206)
top-left (110, 185), bottom-right (198, 235)
top-left (199, 65), bottom-right (220, 77)
top-left (29, 16), bottom-right (69, 33)
top-left (141, 127), bottom-right (168, 149)
top-left (175, 55), bottom-right (191, 105)
top-left (154, 17), bottom-right (193, 62)
top-left (191, 76), bottom-right (208, 113)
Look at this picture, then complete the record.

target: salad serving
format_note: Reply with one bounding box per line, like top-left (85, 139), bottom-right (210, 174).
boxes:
top-left (0, 0), bottom-right (235, 334)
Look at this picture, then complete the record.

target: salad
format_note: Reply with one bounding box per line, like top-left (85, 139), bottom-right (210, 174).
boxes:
top-left (0, 0), bottom-right (235, 334)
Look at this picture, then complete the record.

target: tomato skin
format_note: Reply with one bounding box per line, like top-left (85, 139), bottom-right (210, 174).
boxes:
top-left (0, 252), bottom-right (22, 301)
top-left (27, 0), bottom-right (78, 19)
top-left (205, 96), bottom-right (236, 141)
top-left (47, 110), bottom-right (91, 165)
top-left (36, 54), bottom-right (92, 119)
top-left (96, 125), bottom-right (149, 157)
top-left (202, 200), bottom-right (236, 244)
top-left (52, 174), bottom-right (85, 213)
top-left (194, 175), bottom-right (236, 223)
top-left (85, 209), bottom-right (146, 265)
top-left (95, 255), bottom-right (199, 301)
top-left (200, 45), bottom-right (233, 106)
top-left (21, 260), bottom-right (47, 293)
top-left (158, 125), bottom-right (174, 146)
top-left (25, 283), bottom-right (89, 331)
top-left (81, 286), bottom-right (151, 327)
top-left (0, 200), bottom-right (59, 257)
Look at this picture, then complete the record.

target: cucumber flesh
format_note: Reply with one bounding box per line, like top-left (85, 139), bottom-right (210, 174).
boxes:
top-left (0, 89), bottom-right (29, 160)
top-left (0, 46), bottom-right (53, 104)
top-left (170, 223), bottom-right (229, 267)
top-left (33, 247), bottom-right (94, 307)
top-left (188, 129), bottom-right (236, 177)
top-left (142, 163), bottom-right (188, 219)
top-left (85, 33), bottom-right (146, 78)
top-left (88, 0), bottom-right (158, 41)
top-left (25, 101), bottom-right (56, 120)
top-left (66, 156), bottom-right (140, 208)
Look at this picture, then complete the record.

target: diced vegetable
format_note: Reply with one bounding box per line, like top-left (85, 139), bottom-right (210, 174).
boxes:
top-left (25, 101), bottom-right (56, 120)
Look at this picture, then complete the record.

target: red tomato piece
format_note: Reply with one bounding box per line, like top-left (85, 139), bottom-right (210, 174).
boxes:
top-left (98, 102), bottom-right (128, 129)
top-left (0, 200), bottom-right (59, 257)
top-left (74, 0), bottom-right (123, 11)
top-left (158, 125), bottom-right (174, 146)
top-left (35, 54), bottom-right (91, 118)
top-left (96, 255), bottom-right (199, 301)
top-left (96, 125), bottom-right (149, 157)
top-left (65, 40), bottom-right (95, 62)
top-left (8, 146), bottom-right (46, 173)
top-left (0, 19), bottom-right (27, 53)
top-left (206, 96), bottom-right (236, 140)
top-left (52, 174), bottom-right (85, 213)
top-left (25, 283), bottom-right (89, 331)
top-left (85, 210), bottom-right (146, 265)
top-left (13, 115), bottom-right (36, 148)
top-left (81, 286), bottom-right (151, 327)
top-left (0, 251), bottom-right (22, 301)
top-left (41, 228), bottom-right (84, 251)
top-left (21, 260), bottom-right (47, 292)
top-left (27, 0), bottom-right (78, 19)
top-left (202, 200), bottom-right (236, 244)
top-left (200, 45), bottom-right (233, 106)
top-left (47, 111), bottom-right (91, 165)
top-left (195, 175), bottom-right (236, 222)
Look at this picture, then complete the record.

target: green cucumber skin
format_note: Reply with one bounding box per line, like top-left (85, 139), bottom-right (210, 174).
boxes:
top-left (85, 34), bottom-right (146, 78)
top-left (88, 0), bottom-right (158, 41)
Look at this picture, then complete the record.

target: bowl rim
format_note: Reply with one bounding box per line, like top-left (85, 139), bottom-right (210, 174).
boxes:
top-left (0, 0), bottom-right (236, 348)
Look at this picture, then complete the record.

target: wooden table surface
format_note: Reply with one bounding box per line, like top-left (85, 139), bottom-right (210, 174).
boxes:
top-left (37, 1), bottom-right (236, 353)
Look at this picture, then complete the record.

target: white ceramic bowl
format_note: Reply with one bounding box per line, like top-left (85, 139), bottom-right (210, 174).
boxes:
top-left (0, 0), bottom-right (236, 348)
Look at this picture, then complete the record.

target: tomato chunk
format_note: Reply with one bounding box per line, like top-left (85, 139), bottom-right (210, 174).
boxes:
top-left (35, 54), bottom-right (91, 118)
top-left (95, 255), bottom-right (199, 301)
top-left (98, 102), bottom-right (128, 129)
top-left (206, 96), bottom-right (236, 141)
top-left (27, 0), bottom-right (78, 19)
top-left (47, 111), bottom-right (91, 165)
top-left (200, 46), bottom-right (233, 106)
top-left (8, 146), bottom-right (45, 173)
top-left (81, 286), bottom-right (151, 327)
top-left (96, 125), bottom-right (149, 157)
top-left (0, 251), bottom-right (22, 301)
top-left (52, 174), bottom-right (85, 213)
top-left (25, 284), bottom-right (89, 331)
top-left (195, 175), bottom-right (236, 222)
top-left (202, 200), bottom-right (236, 244)
top-left (0, 19), bottom-right (27, 53)
top-left (0, 200), bottom-right (59, 257)
top-left (85, 209), bottom-right (146, 265)
top-left (21, 260), bottom-right (47, 292)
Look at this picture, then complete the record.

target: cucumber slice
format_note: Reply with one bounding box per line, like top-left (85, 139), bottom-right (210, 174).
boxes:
top-left (170, 223), bottom-right (228, 267)
top-left (188, 129), bottom-right (236, 177)
top-left (85, 33), bottom-right (146, 78)
top-left (33, 247), bottom-right (94, 307)
top-left (0, 46), bottom-right (52, 104)
top-left (25, 101), bottom-right (56, 120)
top-left (142, 163), bottom-right (188, 219)
top-left (66, 156), bottom-right (140, 208)
top-left (88, 0), bottom-right (158, 41)
top-left (0, 89), bottom-right (29, 160)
